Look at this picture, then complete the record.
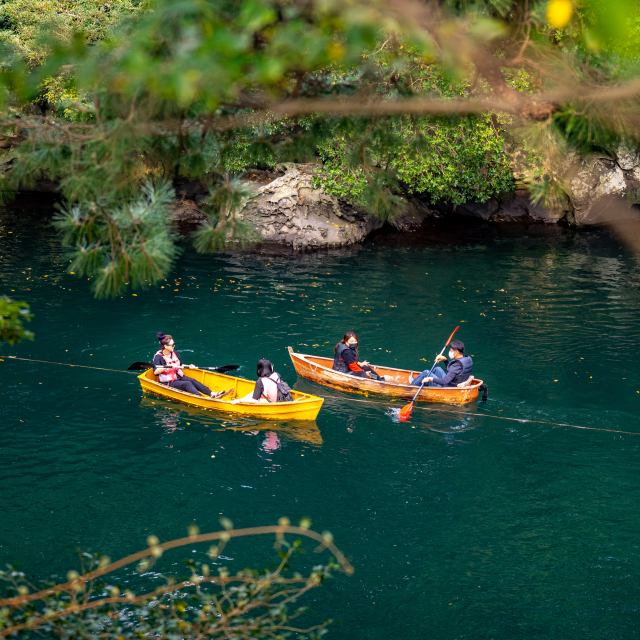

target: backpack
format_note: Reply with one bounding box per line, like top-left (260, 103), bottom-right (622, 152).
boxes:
top-left (264, 373), bottom-right (294, 403)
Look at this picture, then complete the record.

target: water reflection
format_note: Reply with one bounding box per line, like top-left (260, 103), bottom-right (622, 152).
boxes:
top-left (261, 431), bottom-right (281, 452)
top-left (139, 396), bottom-right (322, 446)
top-left (139, 397), bottom-right (184, 433)
top-left (223, 421), bottom-right (322, 446)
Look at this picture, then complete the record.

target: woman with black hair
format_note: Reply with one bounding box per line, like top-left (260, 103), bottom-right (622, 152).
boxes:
top-left (153, 332), bottom-right (227, 398)
top-left (232, 358), bottom-right (287, 403)
top-left (333, 331), bottom-right (385, 381)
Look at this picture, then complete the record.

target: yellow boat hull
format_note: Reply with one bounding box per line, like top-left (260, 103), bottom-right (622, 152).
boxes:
top-left (137, 368), bottom-right (324, 421)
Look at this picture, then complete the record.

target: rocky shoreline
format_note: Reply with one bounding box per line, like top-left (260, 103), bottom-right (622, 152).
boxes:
top-left (5, 146), bottom-right (640, 250)
top-left (172, 147), bottom-right (640, 249)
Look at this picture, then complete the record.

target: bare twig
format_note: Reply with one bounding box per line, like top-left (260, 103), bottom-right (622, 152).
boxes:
top-left (0, 525), bottom-right (352, 608)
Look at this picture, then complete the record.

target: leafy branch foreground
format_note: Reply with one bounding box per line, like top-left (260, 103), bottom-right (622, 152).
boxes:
top-left (0, 522), bottom-right (353, 639)
top-left (0, 297), bottom-right (34, 346)
top-left (2, 0), bottom-right (640, 301)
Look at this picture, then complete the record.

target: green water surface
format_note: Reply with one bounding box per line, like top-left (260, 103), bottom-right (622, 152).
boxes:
top-left (2, 206), bottom-right (640, 639)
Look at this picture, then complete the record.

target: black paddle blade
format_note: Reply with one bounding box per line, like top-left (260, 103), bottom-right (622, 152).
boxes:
top-left (211, 365), bottom-right (239, 374)
top-left (127, 361), bottom-right (154, 371)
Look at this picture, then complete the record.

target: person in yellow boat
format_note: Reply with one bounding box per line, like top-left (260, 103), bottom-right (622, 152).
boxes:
top-left (154, 332), bottom-right (226, 398)
top-left (232, 358), bottom-right (292, 403)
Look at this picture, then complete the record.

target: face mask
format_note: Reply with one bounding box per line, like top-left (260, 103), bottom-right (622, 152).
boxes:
top-left (448, 350), bottom-right (455, 359)
top-left (348, 342), bottom-right (358, 349)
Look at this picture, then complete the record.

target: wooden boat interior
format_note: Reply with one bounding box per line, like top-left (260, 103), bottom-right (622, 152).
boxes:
top-left (296, 353), bottom-right (481, 389)
top-left (140, 368), bottom-right (317, 404)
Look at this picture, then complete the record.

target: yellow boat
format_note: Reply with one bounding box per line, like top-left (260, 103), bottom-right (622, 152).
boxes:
top-left (139, 396), bottom-right (323, 445)
top-left (137, 368), bottom-right (324, 421)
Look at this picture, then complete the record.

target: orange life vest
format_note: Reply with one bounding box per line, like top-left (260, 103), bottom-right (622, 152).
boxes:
top-left (155, 349), bottom-right (183, 383)
top-left (260, 373), bottom-right (280, 403)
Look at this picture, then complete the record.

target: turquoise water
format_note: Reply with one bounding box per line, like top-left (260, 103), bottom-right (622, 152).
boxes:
top-left (2, 205), bottom-right (640, 638)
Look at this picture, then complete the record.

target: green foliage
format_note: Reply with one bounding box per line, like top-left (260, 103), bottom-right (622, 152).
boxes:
top-left (0, 0), bottom-right (147, 67)
top-left (53, 180), bottom-right (179, 298)
top-left (0, 0), bottom-right (639, 301)
top-left (193, 178), bottom-right (260, 252)
top-left (314, 115), bottom-right (514, 209)
top-left (0, 297), bottom-right (34, 345)
top-left (393, 116), bottom-right (514, 205)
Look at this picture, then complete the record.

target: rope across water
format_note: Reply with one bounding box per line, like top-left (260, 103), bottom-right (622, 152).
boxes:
top-left (323, 396), bottom-right (640, 437)
top-left (0, 355), bottom-right (131, 374)
top-left (3, 356), bottom-right (637, 436)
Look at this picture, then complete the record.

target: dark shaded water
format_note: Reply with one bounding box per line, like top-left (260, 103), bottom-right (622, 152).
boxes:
top-left (2, 204), bottom-right (640, 639)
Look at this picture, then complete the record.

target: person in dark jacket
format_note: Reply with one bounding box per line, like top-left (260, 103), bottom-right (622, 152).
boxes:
top-left (332, 331), bottom-right (385, 381)
top-left (410, 340), bottom-right (473, 387)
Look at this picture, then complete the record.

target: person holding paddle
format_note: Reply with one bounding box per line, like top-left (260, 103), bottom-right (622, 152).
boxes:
top-left (409, 340), bottom-right (473, 387)
top-left (154, 332), bottom-right (227, 398)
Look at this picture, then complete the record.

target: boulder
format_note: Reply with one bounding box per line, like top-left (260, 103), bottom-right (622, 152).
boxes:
top-left (432, 190), bottom-right (567, 223)
top-left (237, 163), bottom-right (384, 249)
top-left (567, 148), bottom-right (640, 226)
top-left (495, 190), bottom-right (567, 223)
top-left (171, 198), bottom-right (207, 224)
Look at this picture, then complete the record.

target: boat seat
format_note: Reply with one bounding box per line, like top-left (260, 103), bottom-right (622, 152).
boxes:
top-left (456, 376), bottom-right (475, 388)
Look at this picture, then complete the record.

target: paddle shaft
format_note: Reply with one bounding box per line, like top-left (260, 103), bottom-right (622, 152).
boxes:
top-left (128, 362), bottom-right (238, 373)
top-left (156, 365), bottom-right (234, 372)
top-left (408, 325), bottom-right (460, 404)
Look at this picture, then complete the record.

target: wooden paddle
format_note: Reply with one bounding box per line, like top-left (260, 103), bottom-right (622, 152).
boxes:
top-left (398, 326), bottom-right (460, 422)
top-left (127, 362), bottom-right (239, 374)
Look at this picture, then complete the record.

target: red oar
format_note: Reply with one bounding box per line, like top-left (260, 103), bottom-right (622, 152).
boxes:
top-left (398, 326), bottom-right (460, 422)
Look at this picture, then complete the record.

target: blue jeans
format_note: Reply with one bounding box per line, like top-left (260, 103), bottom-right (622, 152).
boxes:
top-left (411, 365), bottom-right (446, 387)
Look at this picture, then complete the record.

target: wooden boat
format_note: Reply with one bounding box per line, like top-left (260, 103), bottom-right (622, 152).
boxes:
top-left (139, 397), bottom-right (323, 445)
top-left (137, 367), bottom-right (324, 420)
top-left (288, 346), bottom-right (483, 405)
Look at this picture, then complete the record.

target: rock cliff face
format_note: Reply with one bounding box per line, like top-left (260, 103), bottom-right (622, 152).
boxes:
top-left (226, 151), bottom-right (640, 247)
top-left (9, 148), bottom-right (640, 251)
top-left (433, 189), bottom-right (568, 224)
top-left (236, 163), bottom-right (385, 250)
top-left (566, 148), bottom-right (640, 225)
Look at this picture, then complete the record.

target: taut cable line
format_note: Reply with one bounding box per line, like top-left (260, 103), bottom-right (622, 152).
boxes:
top-left (3, 357), bottom-right (637, 436)
top-left (0, 355), bottom-right (130, 374)
top-left (324, 397), bottom-right (640, 437)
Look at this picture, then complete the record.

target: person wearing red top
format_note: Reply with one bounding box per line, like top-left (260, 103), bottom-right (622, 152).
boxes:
top-left (332, 332), bottom-right (385, 381)
top-left (154, 332), bottom-right (227, 398)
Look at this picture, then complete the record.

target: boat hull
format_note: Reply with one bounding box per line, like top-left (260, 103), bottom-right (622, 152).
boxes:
top-left (288, 347), bottom-right (482, 405)
top-left (137, 368), bottom-right (324, 420)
